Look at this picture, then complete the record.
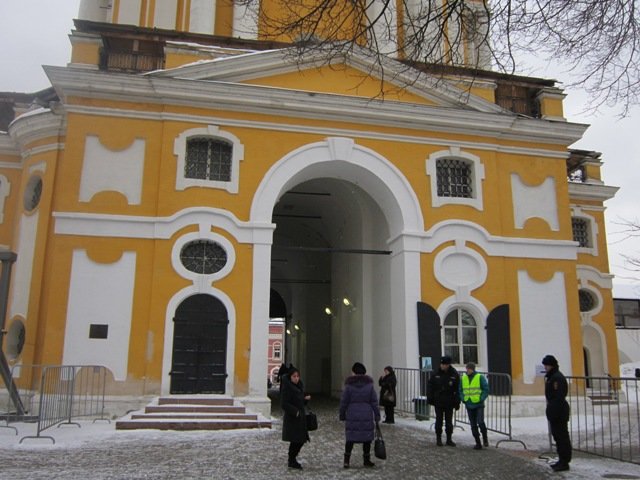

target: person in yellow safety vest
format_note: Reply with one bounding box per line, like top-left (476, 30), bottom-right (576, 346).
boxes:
top-left (459, 362), bottom-right (490, 449)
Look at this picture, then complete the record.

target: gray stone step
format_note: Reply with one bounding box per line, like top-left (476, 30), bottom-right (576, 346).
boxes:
top-left (115, 396), bottom-right (271, 431)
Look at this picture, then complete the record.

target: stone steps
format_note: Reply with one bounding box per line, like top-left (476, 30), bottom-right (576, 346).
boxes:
top-left (115, 396), bottom-right (271, 431)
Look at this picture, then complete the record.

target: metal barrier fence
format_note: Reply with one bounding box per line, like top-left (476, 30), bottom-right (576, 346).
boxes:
top-left (394, 368), bottom-right (525, 448)
top-left (566, 375), bottom-right (640, 465)
top-left (0, 364), bottom-right (109, 444)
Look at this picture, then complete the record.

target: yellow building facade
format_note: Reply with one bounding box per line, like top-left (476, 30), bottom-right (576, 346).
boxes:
top-left (0, 0), bottom-right (619, 415)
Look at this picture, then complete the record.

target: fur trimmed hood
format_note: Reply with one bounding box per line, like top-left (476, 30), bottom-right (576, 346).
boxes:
top-left (345, 374), bottom-right (374, 386)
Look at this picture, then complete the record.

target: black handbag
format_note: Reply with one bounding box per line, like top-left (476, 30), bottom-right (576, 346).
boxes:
top-left (374, 423), bottom-right (387, 459)
top-left (382, 390), bottom-right (395, 404)
top-left (306, 410), bottom-right (318, 431)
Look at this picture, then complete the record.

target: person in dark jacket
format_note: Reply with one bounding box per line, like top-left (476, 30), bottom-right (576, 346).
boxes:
top-left (281, 367), bottom-right (311, 469)
top-left (542, 354), bottom-right (572, 472)
top-left (339, 362), bottom-right (381, 469)
top-left (379, 366), bottom-right (397, 424)
top-left (427, 355), bottom-right (461, 447)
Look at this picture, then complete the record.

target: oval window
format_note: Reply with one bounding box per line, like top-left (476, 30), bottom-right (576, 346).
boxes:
top-left (180, 240), bottom-right (227, 274)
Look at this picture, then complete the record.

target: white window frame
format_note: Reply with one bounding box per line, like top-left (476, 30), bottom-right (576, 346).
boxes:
top-left (426, 146), bottom-right (485, 210)
top-left (272, 341), bottom-right (282, 360)
top-left (174, 125), bottom-right (244, 193)
top-left (571, 207), bottom-right (599, 256)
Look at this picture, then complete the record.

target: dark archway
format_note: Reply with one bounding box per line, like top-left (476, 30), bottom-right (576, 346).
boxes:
top-left (170, 294), bottom-right (228, 394)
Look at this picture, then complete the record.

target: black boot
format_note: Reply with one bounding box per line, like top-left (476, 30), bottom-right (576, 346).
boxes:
top-left (472, 427), bottom-right (482, 449)
top-left (343, 454), bottom-right (350, 469)
top-left (363, 454), bottom-right (375, 468)
top-left (445, 434), bottom-right (456, 447)
top-left (436, 434), bottom-right (443, 446)
top-left (481, 426), bottom-right (489, 447)
top-left (288, 458), bottom-right (302, 469)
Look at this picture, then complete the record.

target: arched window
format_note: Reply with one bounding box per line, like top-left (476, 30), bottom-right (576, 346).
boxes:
top-left (443, 308), bottom-right (478, 365)
top-left (426, 147), bottom-right (485, 210)
top-left (174, 125), bottom-right (244, 193)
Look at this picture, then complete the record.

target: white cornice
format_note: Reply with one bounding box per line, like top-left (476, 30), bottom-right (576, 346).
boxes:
top-left (46, 65), bottom-right (588, 145)
top-left (0, 134), bottom-right (19, 156)
top-left (568, 182), bottom-right (619, 202)
top-left (8, 109), bottom-right (66, 151)
top-left (63, 103), bottom-right (571, 159)
top-left (54, 209), bottom-right (578, 261)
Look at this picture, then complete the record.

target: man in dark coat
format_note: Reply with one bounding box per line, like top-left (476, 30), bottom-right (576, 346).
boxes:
top-left (542, 354), bottom-right (572, 472)
top-left (339, 362), bottom-right (381, 468)
top-left (427, 355), bottom-right (460, 446)
top-left (281, 367), bottom-right (310, 469)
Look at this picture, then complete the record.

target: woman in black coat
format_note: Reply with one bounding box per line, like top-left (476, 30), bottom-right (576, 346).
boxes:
top-left (280, 367), bottom-right (311, 469)
top-left (379, 366), bottom-right (397, 424)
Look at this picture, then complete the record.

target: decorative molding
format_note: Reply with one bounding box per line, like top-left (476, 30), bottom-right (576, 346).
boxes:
top-left (54, 207), bottom-right (276, 245)
top-left (434, 240), bottom-right (488, 292)
top-left (62, 104), bottom-right (574, 160)
top-left (568, 182), bottom-right (619, 202)
top-left (45, 65), bottom-right (589, 145)
top-left (9, 109), bottom-right (65, 150)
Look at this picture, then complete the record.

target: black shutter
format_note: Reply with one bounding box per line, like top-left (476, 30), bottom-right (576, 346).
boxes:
top-left (486, 304), bottom-right (511, 376)
top-left (417, 301), bottom-right (441, 365)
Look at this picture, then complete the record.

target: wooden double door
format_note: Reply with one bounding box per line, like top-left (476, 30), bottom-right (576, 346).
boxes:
top-left (170, 294), bottom-right (228, 394)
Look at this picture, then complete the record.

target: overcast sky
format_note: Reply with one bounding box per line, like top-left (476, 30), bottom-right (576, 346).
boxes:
top-left (1, 0), bottom-right (639, 297)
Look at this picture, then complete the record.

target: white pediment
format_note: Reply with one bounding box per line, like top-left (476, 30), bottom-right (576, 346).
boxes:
top-left (148, 46), bottom-right (506, 114)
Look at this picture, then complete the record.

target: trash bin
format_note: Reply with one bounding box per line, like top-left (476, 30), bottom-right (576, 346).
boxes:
top-left (413, 397), bottom-right (430, 421)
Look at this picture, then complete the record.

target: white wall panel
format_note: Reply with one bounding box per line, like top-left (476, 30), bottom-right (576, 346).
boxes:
top-left (189, 0), bottom-right (215, 34)
top-left (512, 174), bottom-right (559, 231)
top-left (63, 250), bottom-right (136, 381)
top-left (8, 212), bottom-right (39, 320)
top-left (518, 270), bottom-right (572, 383)
top-left (117, 0), bottom-right (142, 25)
top-left (154, 0), bottom-right (178, 30)
top-left (80, 136), bottom-right (145, 205)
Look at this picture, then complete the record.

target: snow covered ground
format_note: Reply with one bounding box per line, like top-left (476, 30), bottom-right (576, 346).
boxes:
top-left (0, 411), bottom-right (638, 479)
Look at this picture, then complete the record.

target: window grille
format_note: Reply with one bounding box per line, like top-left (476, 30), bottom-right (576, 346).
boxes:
top-left (579, 289), bottom-right (596, 312)
top-left (180, 240), bottom-right (227, 274)
top-left (185, 138), bottom-right (232, 182)
top-left (436, 158), bottom-right (473, 198)
top-left (443, 308), bottom-right (478, 365)
top-left (572, 218), bottom-right (591, 247)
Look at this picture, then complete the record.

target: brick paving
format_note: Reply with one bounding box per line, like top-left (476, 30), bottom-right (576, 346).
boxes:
top-left (0, 396), bottom-right (562, 479)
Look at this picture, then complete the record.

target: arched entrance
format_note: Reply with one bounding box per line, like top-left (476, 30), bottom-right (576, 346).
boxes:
top-left (249, 137), bottom-right (424, 398)
top-left (170, 294), bottom-right (229, 394)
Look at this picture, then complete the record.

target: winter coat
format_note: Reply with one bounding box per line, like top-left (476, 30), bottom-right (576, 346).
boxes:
top-left (339, 374), bottom-right (381, 442)
top-left (379, 370), bottom-right (397, 407)
top-left (427, 366), bottom-right (461, 409)
top-left (280, 374), bottom-right (309, 443)
top-left (458, 372), bottom-right (489, 409)
top-left (544, 367), bottom-right (570, 423)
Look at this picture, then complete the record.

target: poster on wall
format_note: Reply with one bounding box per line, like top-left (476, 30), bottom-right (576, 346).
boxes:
top-left (421, 356), bottom-right (432, 371)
